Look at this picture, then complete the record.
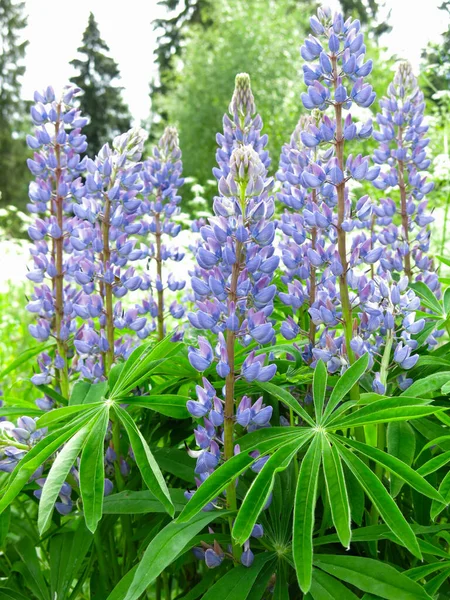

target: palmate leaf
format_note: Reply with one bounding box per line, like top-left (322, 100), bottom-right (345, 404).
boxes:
top-left (0, 410), bottom-right (97, 514)
top-left (232, 433), bottom-right (313, 545)
top-left (334, 441), bottom-right (422, 559)
top-left (322, 436), bottom-right (351, 548)
top-left (177, 430), bottom-right (305, 523)
top-left (314, 555), bottom-right (432, 600)
top-left (112, 511), bottom-right (223, 600)
top-left (114, 404), bottom-right (174, 517)
top-left (310, 569), bottom-right (359, 600)
top-left (328, 397), bottom-right (442, 429)
top-left (109, 335), bottom-right (184, 399)
top-left (124, 394), bottom-right (191, 419)
top-left (256, 381), bottom-right (315, 426)
top-left (79, 405), bottom-right (109, 533)
top-left (322, 354), bottom-right (369, 421)
top-left (201, 553), bottom-right (275, 600)
top-left (36, 402), bottom-right (104, 428)
top-left (38, 418), bottom-right (95, 534)
top-left (293, 434), bottom-right (323, 594)
top-left (337, 436), bottom-right (443, 502)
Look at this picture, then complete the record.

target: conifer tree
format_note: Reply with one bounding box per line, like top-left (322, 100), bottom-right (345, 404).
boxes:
top-left (0, 0), bottom-right (29, 222)
top-left (70, 12), bottom-right (131, 154)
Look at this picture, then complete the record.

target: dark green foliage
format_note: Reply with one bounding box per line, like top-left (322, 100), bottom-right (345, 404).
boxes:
top-left (0, 0), bottom-right (29, 225)
top-left (70, 12), bottom-right (131, 155)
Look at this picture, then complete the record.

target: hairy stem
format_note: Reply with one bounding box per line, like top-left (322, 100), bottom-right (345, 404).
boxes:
top-left (397, 127), bottom-right (412, 281)
top-left (53, 106), bottom-right (69, 398)
top-left (331, 57), bottom-right (356, 371)
top-left (101, 194), bottom-right (115, 375)
top-left (155, 212), bottom-right (164, 341)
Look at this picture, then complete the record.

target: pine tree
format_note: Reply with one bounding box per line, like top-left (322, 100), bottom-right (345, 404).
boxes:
top-left (70, 12), bottom-right (131, 154)
top-left (0, 0), bottom-right (29, 225)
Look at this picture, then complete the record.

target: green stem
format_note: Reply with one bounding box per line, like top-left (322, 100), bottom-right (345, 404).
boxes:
top-left (53, 104), bottom-right (69, 398)
top-left (101, 193), bottom-right (115, 375)
top-left (155, 212), bottom-right (164, 341)
top-left (94, 529), bottom-right (110, 589)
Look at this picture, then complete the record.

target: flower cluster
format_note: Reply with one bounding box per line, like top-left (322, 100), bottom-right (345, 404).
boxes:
top-left (276, 7), bottom-right (428, 391)
top-left (141, 127), bottom-right (186, 340)
top-left (26, 85), bottom-right (88, 395)
top-left (69, 126), bottom-right (152, 378)
top-left (372, 61), bottom-right (438, 292)
top-left (186, 73), bottom-right (277, 566)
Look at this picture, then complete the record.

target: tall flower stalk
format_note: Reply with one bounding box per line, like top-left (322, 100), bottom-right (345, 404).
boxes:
top-left (277, 8), bottom-right (429, 396)
top-left (141, 127), bottom-right (185, 341)
top-left (186, 74), bottom-right (277, 563)
top-left (373, 62), bottom-right (438, 292)
top-left (71, 128), bottom-right (147, 379)
top-left (26, 86), bottom-right (88, 395)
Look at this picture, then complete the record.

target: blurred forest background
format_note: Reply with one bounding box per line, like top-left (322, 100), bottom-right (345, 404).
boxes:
top-left (0, 0), bottom-right (449, 236)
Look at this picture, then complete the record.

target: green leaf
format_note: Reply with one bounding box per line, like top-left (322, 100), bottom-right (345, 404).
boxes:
top-left (152, 448), bottom-right (196, 483)
top-left (36, 402), bottom-right (103, 428)
top-left (310, 569), bottom-right (359, 600)
top-left (387, 422), bottom-right (416, 497)
top-left (313, 360), bottom-right (327, 422)
top-left (177, 451), bottom-right (257, 523)
top-left (410, 281), bottom-right (444, 316)
top-left (114, 405), bottom-right (173, 517)
top-left (177, 567), bottom-right (227, 600)
top-left (402, 371), bottom-right (450, 398)
top-left (124, 394), bottom-right (190, 419)
top-left (322, 354), bottom-right (369, 422)
top-left (431, 469), bottom-right (450, 519)
top-left (38, 419), bottom-right (94, 534)
top-left (49, 520), bottom-right (93, 599)
top-left (103, 489), bottom-right (187, 514)
top-left (201, 553), bottom-right (274, 600)
top-left (0, 411), bottom-right (95, 514)
top-left (335, 441), bottom-right (422, 559)
top-left (330, 397), bottom-right (440, 429)
top-left (109, 336), bottom-right (183, 399)
top-left (233, 434), bottom-right (312, 545)
top-left (293, 434), bottom-right (322, 594)
top-left (405, 561), bottom-right (450, 581)
top-left (112, 512), bottom-right (222, 600)
top-left (15, 539), bottom-right (50, 600)
top-left (339, 436), bottom-right (443, 502)
top-left (314, 555), bottom-right (432, 600)
top-left (255, 381), bottom-right (316, 426)
top-left (0, 342), bottom-right (54, 379)
top-left (424, 567), bottom-right (450, 596)
top-left (237, 426), bottom-right (302, 453)
top-left (0, 407), bottom-right (43, 418)
top-left (69, 380), bottom-right (108, 406)
top-left (322, 437), bottom-right (351, 548)
top-left (79, 405), bottom-right (109, 532)
top-left (417, 450), bottom-right (450, 476)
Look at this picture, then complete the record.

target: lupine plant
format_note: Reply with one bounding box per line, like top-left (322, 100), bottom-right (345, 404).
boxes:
top-left (1, 5), bottom-right (450, 600)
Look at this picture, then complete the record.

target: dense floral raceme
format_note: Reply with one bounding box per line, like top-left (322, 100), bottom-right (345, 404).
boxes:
top-left (26, 85), bottom-right (88, 395)
top-left (275, 7), bottom-right (435, 393)
top-left (372, 61), bottom-right (439, 292)
top-left (186, 73), bottom-right (278, 566)
top-left (27, 86), bottom-right (187, 385)
top-left (141, 126), bottom-right (186, 341)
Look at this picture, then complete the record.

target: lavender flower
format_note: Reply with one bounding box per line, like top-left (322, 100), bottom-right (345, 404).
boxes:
top-left (70, 127), bottom-right (148, 378)
top-left (185, 73), bottom-right (277, 559)
top-left (141, 126), bottom-right (185, 340)
top-left (26, 85), bottom-right (88, 395)
top-left (277, 8), bottom-right (428, 392)
top-left (372, 61), bottom-right (438, 291)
